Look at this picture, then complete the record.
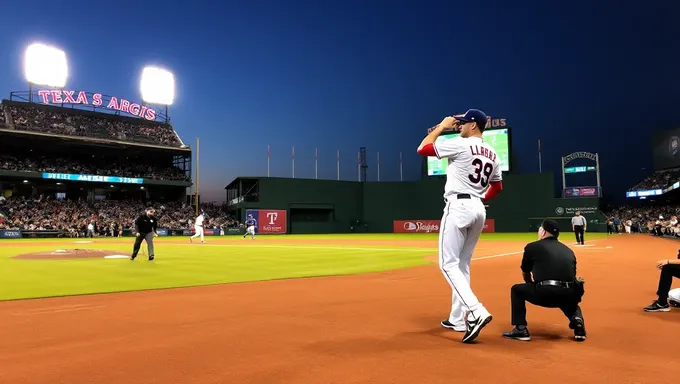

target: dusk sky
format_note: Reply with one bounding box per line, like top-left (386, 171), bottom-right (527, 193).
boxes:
top-left (1, 0), bottom-right (678, 202)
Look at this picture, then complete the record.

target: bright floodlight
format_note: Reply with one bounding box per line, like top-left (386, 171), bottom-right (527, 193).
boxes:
top-left (24, 43), bottom-right (68, 87)
top-left (140, 66), bottom-right (175, 105)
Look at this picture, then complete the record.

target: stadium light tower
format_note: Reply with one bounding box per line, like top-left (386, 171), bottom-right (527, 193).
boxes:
top-left (23, 42), bottom-right (68, 102)
top-left (140, 66), bottom-right (175, 123)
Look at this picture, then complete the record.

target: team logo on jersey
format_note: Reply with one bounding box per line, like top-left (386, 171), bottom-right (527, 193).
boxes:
top-left (555, 207), bottom-right (565, 215)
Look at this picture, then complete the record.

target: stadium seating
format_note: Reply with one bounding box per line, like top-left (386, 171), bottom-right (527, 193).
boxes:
top-left (0, 197), bottom-right (237, 235)
top-left (0, 154), bottom-right (189, 181)
top-left (4, 103), bottom-right (184, 148)
top-left (628, 168), bottom-right (680, 192)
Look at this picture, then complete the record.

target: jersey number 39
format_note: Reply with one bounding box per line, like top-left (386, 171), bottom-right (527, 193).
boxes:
top-left (468, 158), bottom-right (493, 187)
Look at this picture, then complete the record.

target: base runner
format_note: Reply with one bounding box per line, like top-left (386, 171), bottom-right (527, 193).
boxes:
top-left (417, 109), bottom-right (504, 343)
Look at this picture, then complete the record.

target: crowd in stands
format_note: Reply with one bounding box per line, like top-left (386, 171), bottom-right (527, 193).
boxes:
top-left (604, 204), bottom-right (680, 237)
top-left (0, 154), bottom-right (189, 181)
top-left (628, 168), bottom-right (680, 191)
top-left (0, 196), bottom-right (240, 236)
top-left (4, 104), bottom-right (183, 148)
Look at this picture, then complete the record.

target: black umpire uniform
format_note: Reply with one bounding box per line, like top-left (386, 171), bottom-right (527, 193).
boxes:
top-left (130, 207), bottom-right (158, 261)
top-left (502, 219), bottom-right (586, 342)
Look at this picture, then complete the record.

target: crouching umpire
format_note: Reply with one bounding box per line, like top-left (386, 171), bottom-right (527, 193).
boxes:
top-left (130, 207), bottom-right (158, 261)
top-left (502, 218), bottom-right (587, 342)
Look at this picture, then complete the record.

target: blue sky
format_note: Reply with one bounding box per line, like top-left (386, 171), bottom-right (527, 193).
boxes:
top-left (0, 0), bottom-right (678, 202)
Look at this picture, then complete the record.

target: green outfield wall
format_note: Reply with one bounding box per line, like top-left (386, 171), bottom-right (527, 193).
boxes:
top-left (232, 173), bottom-right (607, 234)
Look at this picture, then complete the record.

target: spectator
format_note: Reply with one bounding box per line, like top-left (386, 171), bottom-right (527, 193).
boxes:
top-left (0, 153), bottom-right (190, 181)
top-left (6, 103), bottom-right (184, 148)
top-left (0, 196), bottom-right (240, 235)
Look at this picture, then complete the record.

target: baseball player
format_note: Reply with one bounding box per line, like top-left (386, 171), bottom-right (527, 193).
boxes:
top-left (417, 109), bottom-right (504, 343)
top-left (244, 214), bottom-right (257, 240)
top-left (189, 210), bottom-right (206, 243)
top-left (669, 288), bottom-right (680, 307)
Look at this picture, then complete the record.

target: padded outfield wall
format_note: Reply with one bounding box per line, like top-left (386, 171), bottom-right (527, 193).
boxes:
top-left (237, 173), bottom-right (607, 234)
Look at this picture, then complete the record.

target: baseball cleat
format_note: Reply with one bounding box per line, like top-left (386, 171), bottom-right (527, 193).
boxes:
top-left (190, 238), bottom-right (193, 243)
top-left (148, 256), bottom-right (154, 261)
top-left (643, 300), bottom-right (670, 312)
top-left (441, 320), bottom-right (466, 332)
top-left (502, 326), bottom-right (531, 341)
top-left (462, 312), bottom-right (493, 343)
top-left (669, 299), bottom-right (680, 308)
top-left (130, 254), bottom-right (136, 261)
top-left (570, 317), bottom-right (587, 341)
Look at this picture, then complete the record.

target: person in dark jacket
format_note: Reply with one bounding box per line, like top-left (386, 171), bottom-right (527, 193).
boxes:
top-left (502, 219), bottom-right (586, 342)
top-left (643, 249), bottom-right (680, 312)
top-left (130, 207), bottom-right (158, 261)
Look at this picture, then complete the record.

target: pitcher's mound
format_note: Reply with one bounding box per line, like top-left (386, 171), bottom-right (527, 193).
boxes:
top-left (14, 249), bottom-right (128, 260)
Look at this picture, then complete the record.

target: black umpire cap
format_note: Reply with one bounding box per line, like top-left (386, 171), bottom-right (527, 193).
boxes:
top-left (541, 218), bottom-right (560, 238)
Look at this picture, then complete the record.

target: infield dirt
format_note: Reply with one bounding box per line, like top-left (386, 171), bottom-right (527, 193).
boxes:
top-left (0, 234), bottom-right (677, 384)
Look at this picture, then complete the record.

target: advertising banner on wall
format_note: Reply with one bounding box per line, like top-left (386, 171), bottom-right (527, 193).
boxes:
top-left (0, 230), bottom-right (22, 239)
top-left (245, 209), bottom-right (288, 234)
top-left (393, 220), bottom-right (495, 233)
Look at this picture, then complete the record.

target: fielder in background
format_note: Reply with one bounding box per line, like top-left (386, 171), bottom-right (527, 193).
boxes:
top-left (571, 211), bottom-right (586, 245)
top-left (244, 214), bottom-right (257, 240)
top-left (190, 210), bottom-right (206, 243)
top-left (130, 207), bottom-right (158, 261)
top-left (417, 109), bottom-right (504, 344)
top-left (643, 250), bottom-right (680, 312)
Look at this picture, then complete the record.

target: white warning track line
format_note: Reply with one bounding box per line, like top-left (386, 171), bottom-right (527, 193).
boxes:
top-left (175, 243), bottom-right (431, 252)
top-left (11, 304), bottom-right (104, 316)
top-left (472, 241), bottom-right (612, 262)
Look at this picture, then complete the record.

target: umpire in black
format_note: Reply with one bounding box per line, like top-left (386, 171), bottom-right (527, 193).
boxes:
top-left (130, 207), bottom-right (158, 261)
top-left (502, 219), bottom-right (586, 342)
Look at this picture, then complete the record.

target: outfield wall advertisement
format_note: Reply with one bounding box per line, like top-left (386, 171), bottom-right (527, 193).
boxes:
top-left (245, 209), bottom-right (288, 234)
top-left (0, 230), bottom-right (22, 239)
top-left (393, 219), bottom-right (495, 233)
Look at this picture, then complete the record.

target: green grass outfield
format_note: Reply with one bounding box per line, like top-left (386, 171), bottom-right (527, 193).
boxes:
top-left (0, 232), bottom-right (609, 301)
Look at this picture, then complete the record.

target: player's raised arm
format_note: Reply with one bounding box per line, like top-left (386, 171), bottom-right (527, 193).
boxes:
top-left (483, 161), bottom-right (504, 202)
top-left (417, 116), bottom-right (460, 158)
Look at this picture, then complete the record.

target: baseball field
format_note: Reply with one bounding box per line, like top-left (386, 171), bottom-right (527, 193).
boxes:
top-left (0, 232), bottom-right (677, 384)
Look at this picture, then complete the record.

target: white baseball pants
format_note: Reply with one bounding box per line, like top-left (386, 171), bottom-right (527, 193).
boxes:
top-left (669, 288), bottom-right (680, 303)
top-left (439, 196), bottom-right (489, 325)
top-left (246, 225), bottom-right (256, 237)
top-left (191, 225), bottom-right (204, 241)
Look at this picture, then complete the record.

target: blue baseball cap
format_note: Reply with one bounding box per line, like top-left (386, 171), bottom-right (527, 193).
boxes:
top-left (456, 109), bottom-right (488, 130)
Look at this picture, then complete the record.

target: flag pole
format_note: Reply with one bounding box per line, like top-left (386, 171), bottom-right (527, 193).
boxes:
top-left (195, 137), bottom-right (199, 216)
top-left (315, 148), bottom-right (318, 179)
top-left (267, 144), bottom-right (270, 177)
top-left (357, 152), bottom-right (360, 182)
top-left (337, 149), bottom-right (340, 180)
top-left (538, 139), bottom-right (542, 173)
top-left (399, 151), bottom-right (403, 181)
top-left (292, 146), bottom-right (295, 178)
top-left (377, 152), bottom-right (380, 181)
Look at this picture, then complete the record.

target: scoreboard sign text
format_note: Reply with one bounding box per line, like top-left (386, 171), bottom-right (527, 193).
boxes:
top-left (37, 90), bottom-right (158, 121)
top-left (245, 209), bottom-right (288, 234)
top-left (393, 219), bottom-right (495, 233)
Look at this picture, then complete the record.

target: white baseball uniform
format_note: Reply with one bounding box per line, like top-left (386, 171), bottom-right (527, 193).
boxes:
top-left (434, 135), bottom-right (502, 327)
top-left (190, 214), bottom-right (205, 242)
top-left (669, 288), bottom-right (680, 303)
